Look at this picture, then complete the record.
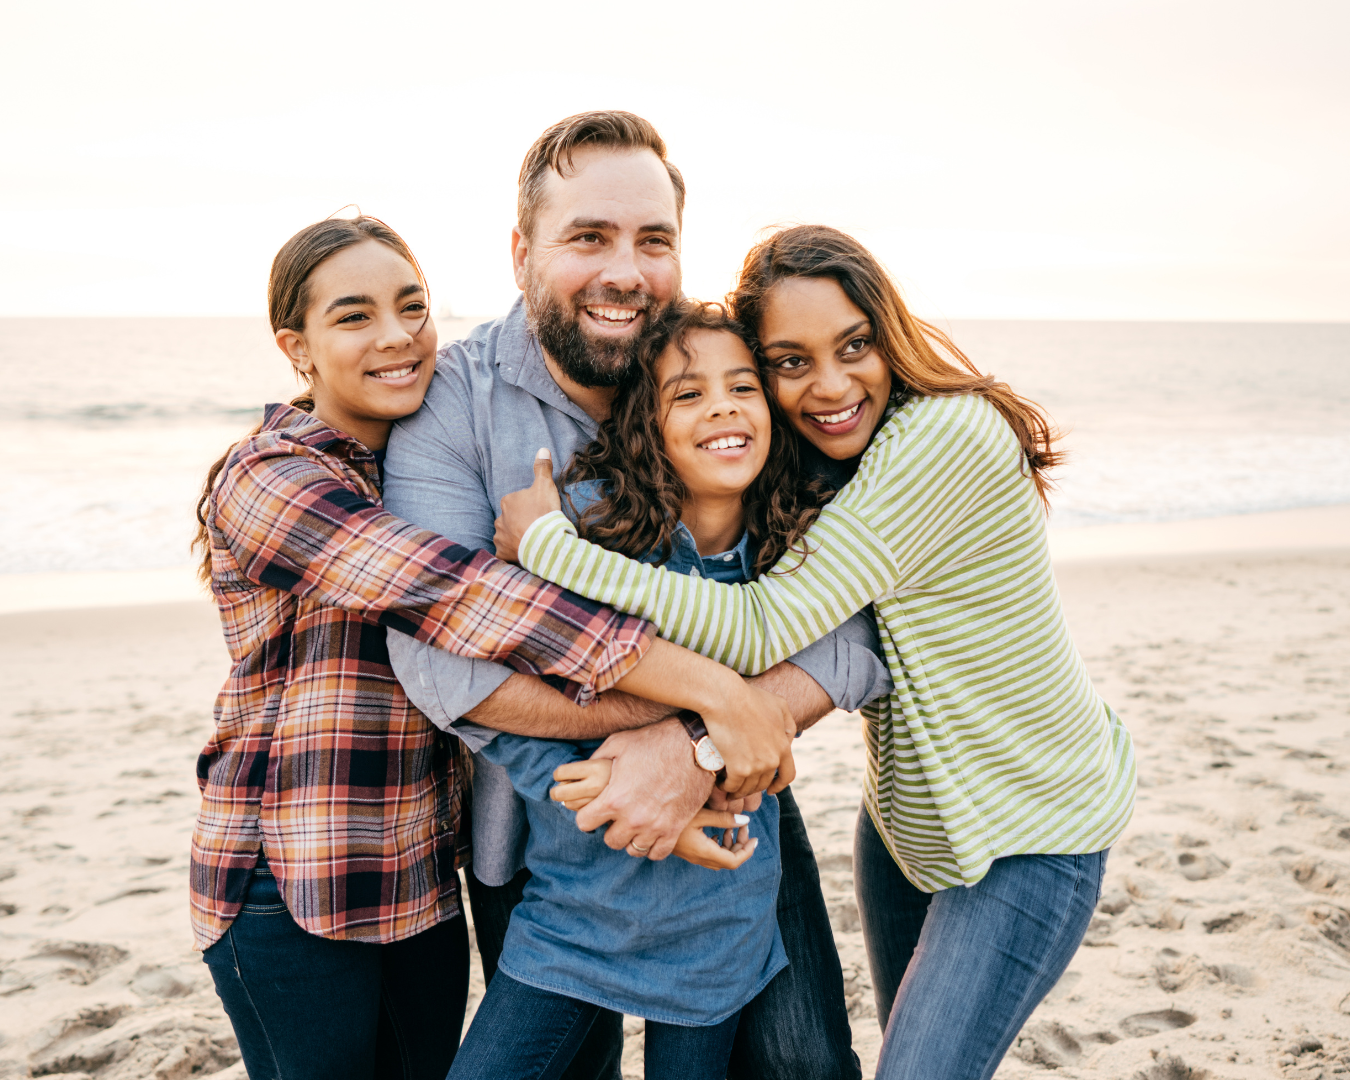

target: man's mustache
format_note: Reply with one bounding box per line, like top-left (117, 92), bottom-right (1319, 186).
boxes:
top-left (570, 288), bottom-right (655, 314)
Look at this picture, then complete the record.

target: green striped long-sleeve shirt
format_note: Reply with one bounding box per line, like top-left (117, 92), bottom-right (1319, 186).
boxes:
top-left (519, 393), bottom-right (1136, 891)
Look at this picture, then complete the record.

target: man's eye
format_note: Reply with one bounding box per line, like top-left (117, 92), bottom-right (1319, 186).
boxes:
top-left (577, 233), bottom-right (602, 244)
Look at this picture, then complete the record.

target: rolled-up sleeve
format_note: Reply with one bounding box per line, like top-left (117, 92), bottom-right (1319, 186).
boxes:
top-left (783, 610), bottom-right (893, 712)
top-left (387, 631), bottom-right (511, 739)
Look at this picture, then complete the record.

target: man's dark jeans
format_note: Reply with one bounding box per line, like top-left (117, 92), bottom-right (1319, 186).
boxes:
top-left (203, 863), bottom-right (471, 1080)
top-left (467, 786), bottom-right (861, 1080)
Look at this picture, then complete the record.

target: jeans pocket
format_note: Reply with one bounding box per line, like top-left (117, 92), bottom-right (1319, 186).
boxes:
top-left (239, 869), bottom-right (290, 915)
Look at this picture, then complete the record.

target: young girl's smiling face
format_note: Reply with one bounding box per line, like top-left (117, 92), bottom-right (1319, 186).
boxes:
top-left (657, 329), bottom-right (771, 505)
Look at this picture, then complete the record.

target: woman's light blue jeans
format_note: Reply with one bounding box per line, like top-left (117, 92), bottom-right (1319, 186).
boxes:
top-left (854, 808), bottom-right (1107, 1080)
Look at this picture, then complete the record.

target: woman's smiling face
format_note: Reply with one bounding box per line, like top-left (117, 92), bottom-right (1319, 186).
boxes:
top-left (656, 329), bottom-right (771, 503)
top-left (757, 276), bottom-right (892, 460)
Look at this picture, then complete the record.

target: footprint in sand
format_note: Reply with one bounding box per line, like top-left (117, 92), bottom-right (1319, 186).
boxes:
top-left (27, 1003), bottom-right (131, 1074)
top-left (1177, 851), bottom-right (1229, 880)
top-left (1119, 1009), bottom-right (1197, 1038)
top-left (130, 963), bottom-right (197, 999)
top-left (1097, 889), bottom-right (1132, 915)
top-left (1013, 1021), bottom-right (1120, 1068)
top-left (24, 941), bottom-right (130, 986)
top-left (1307, 905), bottom-right (1350, 952)
top-left (1202, 910), bottom-right (1254, 933)
top-left (1291, 856), bottom-right (1345, 892)
top-left (28, 1004), bottom-right (239, 1079)
top-left (1153, 949), bottom-right (1262, 992)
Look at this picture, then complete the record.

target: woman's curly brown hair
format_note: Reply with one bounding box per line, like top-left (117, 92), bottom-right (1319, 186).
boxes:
top-left (563, 300), bottom-right (827, 577)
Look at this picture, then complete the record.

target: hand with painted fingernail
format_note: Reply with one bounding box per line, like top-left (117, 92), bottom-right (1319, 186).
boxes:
top-left (670, 810), bottom-right (757, 870)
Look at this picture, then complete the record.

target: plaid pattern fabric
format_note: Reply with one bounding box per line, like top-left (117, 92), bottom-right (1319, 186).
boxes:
top-left (190, 404), bottom-right (653, 949)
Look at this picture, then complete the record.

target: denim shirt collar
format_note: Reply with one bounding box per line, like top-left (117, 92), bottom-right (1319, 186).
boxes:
top-left (493, 297), bottom-right (598, 434)
top-left (564, 480), bottom-right (756, 581)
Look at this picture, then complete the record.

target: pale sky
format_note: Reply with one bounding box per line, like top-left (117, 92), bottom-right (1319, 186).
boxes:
top-left (3, 0), bottom-right (1346, 321)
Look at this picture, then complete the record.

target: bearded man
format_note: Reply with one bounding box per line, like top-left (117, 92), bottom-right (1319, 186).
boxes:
top-left (385, 112), bottom-right (887, 1080)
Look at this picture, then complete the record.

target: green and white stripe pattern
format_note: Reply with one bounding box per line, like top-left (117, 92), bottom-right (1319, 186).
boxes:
top-left (521, 394), bottom-right (1136, 891)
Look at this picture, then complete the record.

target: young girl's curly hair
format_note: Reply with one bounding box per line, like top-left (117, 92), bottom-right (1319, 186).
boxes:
top-left (563, 300), bottom-right (827, 577)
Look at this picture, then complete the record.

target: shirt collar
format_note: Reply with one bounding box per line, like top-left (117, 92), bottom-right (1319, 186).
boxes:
top-left (494, 296), bottom-right (599, 434)
top-left (671, 521), bottom-right (755, 579)
top-left (259, 402), bottom-right (379, 484)
top-left (563, 480), bottom-right (755, 578)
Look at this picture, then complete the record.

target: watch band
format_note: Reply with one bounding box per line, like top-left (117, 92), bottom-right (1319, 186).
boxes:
top-left (676, 709), bottom-right (708, 742)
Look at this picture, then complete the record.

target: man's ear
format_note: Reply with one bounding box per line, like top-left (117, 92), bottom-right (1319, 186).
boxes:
top-left (275, 328), bottom-right (314, 377)
top-left (510, 225), bottom-right (529, 291)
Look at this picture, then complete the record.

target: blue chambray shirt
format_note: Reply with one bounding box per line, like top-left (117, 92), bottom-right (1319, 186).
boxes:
top-left (479, 490), bottom-right (786, 1024)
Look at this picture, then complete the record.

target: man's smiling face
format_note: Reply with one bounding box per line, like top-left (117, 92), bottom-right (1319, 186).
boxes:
top-left (513, 144), bottom-right (681, 388)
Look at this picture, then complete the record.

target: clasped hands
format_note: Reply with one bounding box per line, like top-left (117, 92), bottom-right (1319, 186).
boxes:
top-left (550, 749), bottom-right (763, 871)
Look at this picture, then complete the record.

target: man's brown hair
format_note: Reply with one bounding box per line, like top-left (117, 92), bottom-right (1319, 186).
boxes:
top-left (517, 111), bottom-right (686, 241)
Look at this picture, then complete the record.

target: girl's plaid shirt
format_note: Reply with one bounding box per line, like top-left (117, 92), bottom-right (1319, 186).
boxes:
top-left (190, 404), bottom-right (652, 949)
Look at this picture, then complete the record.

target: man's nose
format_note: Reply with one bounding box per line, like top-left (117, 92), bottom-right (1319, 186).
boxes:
top-left (598, 241), bottom-right (643, 294)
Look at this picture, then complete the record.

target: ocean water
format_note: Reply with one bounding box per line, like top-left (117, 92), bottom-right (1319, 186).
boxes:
top-left (2, 317), bottom-right (1347, 575)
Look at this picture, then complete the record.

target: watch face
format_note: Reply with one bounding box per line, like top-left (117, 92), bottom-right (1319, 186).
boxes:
top-left (694, 737), bottom-right (725, 772)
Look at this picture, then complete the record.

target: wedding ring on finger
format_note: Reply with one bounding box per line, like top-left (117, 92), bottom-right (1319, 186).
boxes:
top-left (628, 840), bottom-right (652, 855)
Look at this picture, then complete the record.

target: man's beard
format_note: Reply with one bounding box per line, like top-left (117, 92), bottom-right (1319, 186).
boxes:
top-left (525, 276), bottom-right (658, 389)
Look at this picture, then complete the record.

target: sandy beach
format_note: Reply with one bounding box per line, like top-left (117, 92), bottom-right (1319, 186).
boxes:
top-left (1, 512), bottom-right (1347, 1079)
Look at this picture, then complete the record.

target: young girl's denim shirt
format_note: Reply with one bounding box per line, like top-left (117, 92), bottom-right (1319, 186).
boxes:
top-left (475, 481), bottom-right (785, 1026)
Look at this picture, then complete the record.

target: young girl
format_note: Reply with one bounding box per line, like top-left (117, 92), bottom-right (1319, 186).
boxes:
top-left (450, 302), bottom-right (830, 1080)
top-left (191, 220), bottom-right (796, 1080)
top-left (499, 226), bottom-right (1136, 1080)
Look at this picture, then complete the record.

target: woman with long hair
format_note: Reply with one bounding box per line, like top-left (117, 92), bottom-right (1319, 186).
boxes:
top-left (191, 217), bottom-right (795, 1079)
top-left (496, 225), bottom-right (1135, 1080)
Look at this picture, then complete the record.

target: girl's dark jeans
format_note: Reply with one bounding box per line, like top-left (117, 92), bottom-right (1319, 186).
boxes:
top-left (202, 862), bottom-right (470, 1080)
top-left (448, 971), bottom-right (740, 1080)
top-left (466, 784), bottom-right (861, 1080)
